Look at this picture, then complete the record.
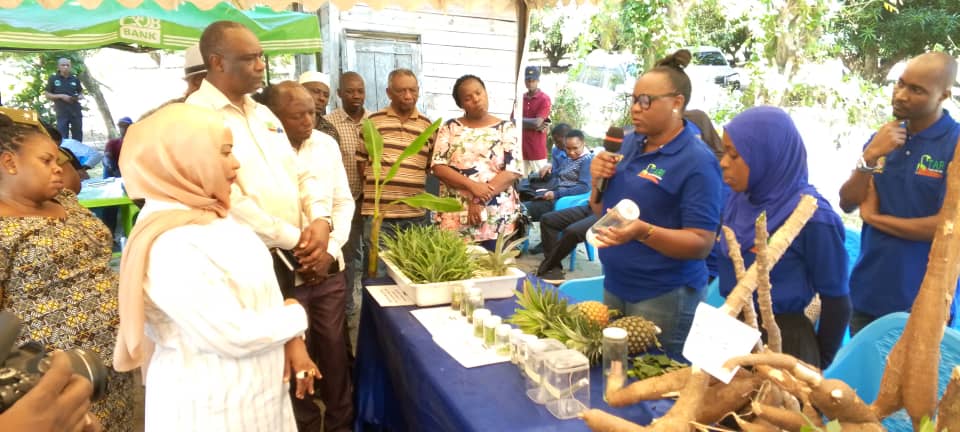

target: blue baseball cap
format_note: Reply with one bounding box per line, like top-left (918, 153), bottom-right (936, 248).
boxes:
top-left (525, 66), bottom-right (541, 81)
top-left (118, 117), bottom-right (133, 125)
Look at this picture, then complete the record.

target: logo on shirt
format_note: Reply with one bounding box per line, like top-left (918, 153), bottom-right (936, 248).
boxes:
top-left (265, 121), bottom-right (283, 134)
top-left (638, 163), bottom-right (665, 184)
top-left (915, 154), bottom-right (946, 179)
top-left (54, 79), bottom-right (61, 86)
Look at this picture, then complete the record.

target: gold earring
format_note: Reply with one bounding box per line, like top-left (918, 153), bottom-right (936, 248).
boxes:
top-left (6, 169), bottom-right (14, 174)
top-left (672, 109), bottom-right (678, 114)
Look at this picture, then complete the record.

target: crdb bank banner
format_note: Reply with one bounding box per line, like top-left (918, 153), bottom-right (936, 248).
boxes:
top-left (120, 17), bottom-right (162, 45)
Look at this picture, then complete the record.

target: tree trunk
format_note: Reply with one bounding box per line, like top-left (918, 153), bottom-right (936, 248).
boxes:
top-left (77, 67), bottom-right (117, 139)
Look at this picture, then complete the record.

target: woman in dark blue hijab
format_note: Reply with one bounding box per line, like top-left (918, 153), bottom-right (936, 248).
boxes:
top-left (717, 106), bottom-right (851, 368)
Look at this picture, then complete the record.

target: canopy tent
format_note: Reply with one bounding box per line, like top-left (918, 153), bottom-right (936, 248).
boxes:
top-left (0, 0), bottom-right (321, 53)
top-left (0, 0), bottom-right (570, 13)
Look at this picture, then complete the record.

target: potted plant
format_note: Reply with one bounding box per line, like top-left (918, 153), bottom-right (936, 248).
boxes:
top-left (361, 117), bottom-right (462, 277)
top-left (379, 225), bottom-right (527, 306)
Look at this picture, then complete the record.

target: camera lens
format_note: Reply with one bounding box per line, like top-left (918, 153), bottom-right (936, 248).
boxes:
top-left (63, 348), bottom-right (108, 401)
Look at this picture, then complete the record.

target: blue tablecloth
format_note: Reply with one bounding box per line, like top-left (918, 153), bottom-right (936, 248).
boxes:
top-left (354, 276), bottom-right (671, 432)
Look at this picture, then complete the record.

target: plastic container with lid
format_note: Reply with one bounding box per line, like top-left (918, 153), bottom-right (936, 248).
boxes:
top-left (524, 338), bottom-right (567, 404)
top-left (542, 349), bottom-right (591, 419)
top-left (602, 327), bottom-right (629, 401)
top-left (586, 199), bottom-right (640, 247)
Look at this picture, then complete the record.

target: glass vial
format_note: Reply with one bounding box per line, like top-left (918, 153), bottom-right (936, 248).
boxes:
top-left (483, 315), bottom-right (502, 349)
top-left (586, 199), bottom-right (640, 247)
top-left (450, 283), bottom-right (464, 320)
top-left (465, 285), bottom-right (484, 323)
top-left (509, 328), bottom-right (525, 364)
top-left (496, 324), bottom-right (512, 356)
top-left (602, 327), bottom-right (629, 402)
top-left (472, 309), bottom-right (491, 338)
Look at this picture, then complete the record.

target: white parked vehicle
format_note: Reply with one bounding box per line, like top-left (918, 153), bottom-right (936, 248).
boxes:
top-left (565, 50), bottom-right (638, 138)
top-left (684, 45), bottom-right (741, 89)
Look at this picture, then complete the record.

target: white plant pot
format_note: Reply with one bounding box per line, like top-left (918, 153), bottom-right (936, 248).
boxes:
top-left (381, 254), bottom-right (526, 306)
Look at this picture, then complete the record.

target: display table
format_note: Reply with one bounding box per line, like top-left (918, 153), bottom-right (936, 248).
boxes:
top-left (354, 275), bottom-right (672, 431)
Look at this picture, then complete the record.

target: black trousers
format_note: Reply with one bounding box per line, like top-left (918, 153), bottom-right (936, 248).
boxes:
top-left (537, 205), bottom-right (595, 273)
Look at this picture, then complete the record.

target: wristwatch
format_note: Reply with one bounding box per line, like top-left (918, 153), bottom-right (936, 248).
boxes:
top-left (856, 155), bottom-right (880, 173)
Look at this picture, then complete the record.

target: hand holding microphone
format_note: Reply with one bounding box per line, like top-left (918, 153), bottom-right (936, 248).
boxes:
top-left (592, 126), bottom-right (624, 203)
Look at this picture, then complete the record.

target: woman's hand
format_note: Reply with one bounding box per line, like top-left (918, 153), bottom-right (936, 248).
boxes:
top-left (283, 337), bottom-right (320, 400)
top-left (590, 152), bottom-right (620, 183)
top-left (467, 181), bottom-right (494, 203)
top-left (467, 203), bottom-right (484, 226)
top-left (592, 220), bottom-right (644, 248)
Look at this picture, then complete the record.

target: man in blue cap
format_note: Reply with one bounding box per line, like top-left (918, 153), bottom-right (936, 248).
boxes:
top-left (522, 65), bottom-right (552, 176)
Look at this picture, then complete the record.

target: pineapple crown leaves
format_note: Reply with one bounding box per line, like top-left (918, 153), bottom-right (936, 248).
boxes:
top-left (509, 280), bottom-right (607, 364)
top-left (472, 232), bottom-right (527, 276)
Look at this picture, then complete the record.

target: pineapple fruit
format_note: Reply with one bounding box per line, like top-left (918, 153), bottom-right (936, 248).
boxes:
top-left (574, 301), bottom-right (612, 327)
top-left (608, 316), bottom-right (662, 355)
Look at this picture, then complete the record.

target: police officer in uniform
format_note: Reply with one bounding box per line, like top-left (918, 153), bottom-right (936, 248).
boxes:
top-left (45, 57), bottom-right (84, 141)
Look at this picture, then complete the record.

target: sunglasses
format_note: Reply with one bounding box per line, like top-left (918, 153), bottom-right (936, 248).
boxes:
top-left (631, 92), bottom-right (680, 110)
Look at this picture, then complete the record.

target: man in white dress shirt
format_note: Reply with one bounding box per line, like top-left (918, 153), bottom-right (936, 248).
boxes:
top-left (187, 21), bottom-right (333, 431)
top-left (263, 81), bottom-right (355, 432)
top-left (187, 21), bottom-right (332, 272)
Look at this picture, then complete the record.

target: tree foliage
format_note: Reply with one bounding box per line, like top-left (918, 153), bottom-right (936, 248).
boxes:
top-left (685, 0), bottom-right (751, 60)
top-left (836, 0), bottom-right (960, 81)
top-left (3, 52), bottom-right (86, 125)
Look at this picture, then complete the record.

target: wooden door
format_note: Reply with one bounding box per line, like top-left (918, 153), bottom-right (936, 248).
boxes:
top-left (343, 32), bottom-right (422, 113)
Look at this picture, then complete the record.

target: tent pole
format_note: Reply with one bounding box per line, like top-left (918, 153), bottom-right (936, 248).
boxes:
top-left (265, 54), bottom-right (271, 84)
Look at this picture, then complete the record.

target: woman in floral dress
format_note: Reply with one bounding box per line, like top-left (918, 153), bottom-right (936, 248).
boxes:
top-left (432, 75), bottom-right (523, 249)
top-left (0, 115), bottom-right (133, 431)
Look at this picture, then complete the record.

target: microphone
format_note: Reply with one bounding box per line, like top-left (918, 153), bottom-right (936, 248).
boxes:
top-left (594, 126), bottom-right (624, 203)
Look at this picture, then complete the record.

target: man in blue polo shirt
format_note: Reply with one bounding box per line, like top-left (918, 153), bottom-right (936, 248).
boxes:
top-left (45, 58), bottom-right (84, 142)
top-left (839, 51), bottom-right (960, 334)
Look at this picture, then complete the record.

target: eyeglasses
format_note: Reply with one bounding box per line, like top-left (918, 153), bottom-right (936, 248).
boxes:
top-left (631, 92), bottom-right (680, 110)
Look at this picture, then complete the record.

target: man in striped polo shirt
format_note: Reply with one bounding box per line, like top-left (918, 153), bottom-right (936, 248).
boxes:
top-left (358, 69), bottom-right (434, 275)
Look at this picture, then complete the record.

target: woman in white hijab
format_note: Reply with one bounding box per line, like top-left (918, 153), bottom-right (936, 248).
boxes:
top-left (113, 104), bottom-right (318, 431)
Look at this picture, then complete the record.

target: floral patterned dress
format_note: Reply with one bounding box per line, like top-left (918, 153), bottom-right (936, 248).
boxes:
top-left (0, 190), bottom-right (134, 431)
top-left (432, 119), bottom-right (523, 242)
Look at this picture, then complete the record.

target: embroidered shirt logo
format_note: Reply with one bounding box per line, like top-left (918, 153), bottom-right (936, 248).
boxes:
top-left (638, 163), bottom-right (665, 184)
top-left (915, 154), bottom-right (946, 179)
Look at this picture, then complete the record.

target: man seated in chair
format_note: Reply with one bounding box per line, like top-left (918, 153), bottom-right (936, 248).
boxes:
top-left (521, 129), bottom-right (593, 222)
top-left (535, 203), bottom-right (596, 284)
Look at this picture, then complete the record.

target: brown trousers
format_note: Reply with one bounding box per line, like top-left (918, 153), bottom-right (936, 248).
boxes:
top-left (289, 271), bottom-right (355, 432)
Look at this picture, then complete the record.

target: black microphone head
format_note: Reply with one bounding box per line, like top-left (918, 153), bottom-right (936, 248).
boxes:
top-left (603, 126), bottom-right (625, 153)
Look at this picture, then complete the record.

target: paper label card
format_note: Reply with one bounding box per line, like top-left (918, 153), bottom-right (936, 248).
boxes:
top-left (366, 284), bottom-right (415, 307)
top-left (682, 302), bottom-right (761, 384)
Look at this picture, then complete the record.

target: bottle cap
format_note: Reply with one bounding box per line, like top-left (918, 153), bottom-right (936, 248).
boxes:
top-left (614, 199), bottom-right (640, 220)
top-left (603, 327), bottom-right (628, 340)
top-left (484, 315), bottom-right (502, 328)
top-left (472, 308), bottom-right (491, 321)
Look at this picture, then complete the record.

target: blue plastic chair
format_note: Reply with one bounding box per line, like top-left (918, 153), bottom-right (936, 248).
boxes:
top-left (704, 278), bottom-right (725, 308)
top-left (557, 275), bottom-right (604, 303)
top-left (554, 192), bottom-right (595, 271)
top-left (824, 312), bottom-right (960, 431)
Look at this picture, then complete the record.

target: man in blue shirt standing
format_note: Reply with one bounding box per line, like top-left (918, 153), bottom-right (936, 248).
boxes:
top-left (839, 51), bottom-right (960, 334)
top-left (45, 58), bottom-right (84, 142)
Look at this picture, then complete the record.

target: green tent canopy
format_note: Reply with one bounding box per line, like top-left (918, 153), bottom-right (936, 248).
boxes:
top-left (0, 0), bottom-right (321, 54)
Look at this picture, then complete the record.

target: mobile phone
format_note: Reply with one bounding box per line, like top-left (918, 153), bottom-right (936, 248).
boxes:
top-left (274, 248), bottom-right (302, 271)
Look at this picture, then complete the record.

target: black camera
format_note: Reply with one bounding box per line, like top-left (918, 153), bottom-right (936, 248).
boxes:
top-left (0, 310), bottom-right (107, 413)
